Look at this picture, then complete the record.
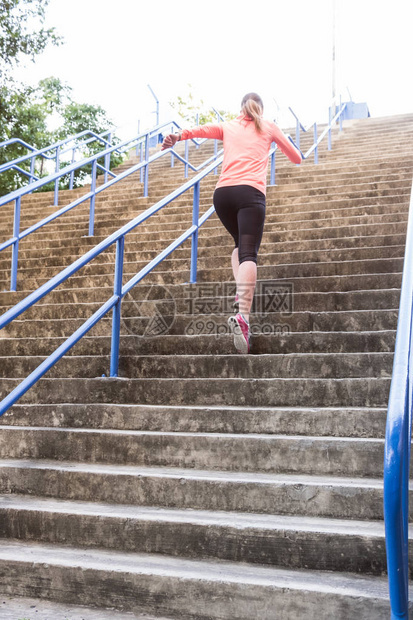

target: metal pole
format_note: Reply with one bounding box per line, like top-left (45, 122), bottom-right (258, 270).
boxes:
top-left (135, 120), bottom-right (141, 156)
top-left (144, 134), bottom-right (149, 197)
top-left (328, 107), bottom-right (332, 151)
top-left (147, 84), bottom-right (159, 126)
top-left (270, 146), bottom-right (276, 186)
top-left (54, 145), bottom-right (60, 206)
top-left (110, 235), bottom-right (125, 377)
top-left (190, 182), bottom-right (200, 283)
top-left (10, 196), bottom-right (21, 292)
top-left (29, 157), bottom-right (35, 188)
top-left (314, 123), bottom-right (318, 164)
top-left (104, 132), bottom-right (112, 184)
top-left (88, 159), bottom-right (97, 236)
top-left (69, 149), bottom-right (76, 190)
top-left (185, 140), bottom-right (189, 178)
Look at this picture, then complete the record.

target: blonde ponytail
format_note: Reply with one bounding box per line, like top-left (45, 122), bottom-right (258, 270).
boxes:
top-left (241, 93), bottom-right (264, 132)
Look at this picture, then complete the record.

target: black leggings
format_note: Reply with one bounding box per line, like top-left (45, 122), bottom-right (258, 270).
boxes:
top-left (213, 185), bottom-right (266, 264)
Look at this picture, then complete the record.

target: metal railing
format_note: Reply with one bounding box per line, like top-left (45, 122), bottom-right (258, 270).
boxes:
top-left (384, 178), bottom-right (413, 620)
top-left (288, 99), bottom-right (347, 163)
top-left (0, 130), bottom-right (115, 190)
top-left (0, 153), bottom-right (224, 415)
top-left (0, 120), bottom-right (224, 292)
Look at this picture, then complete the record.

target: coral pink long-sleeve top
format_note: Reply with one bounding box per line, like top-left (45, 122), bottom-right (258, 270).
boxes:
top-left (181, 115), bottom-right (302, 196)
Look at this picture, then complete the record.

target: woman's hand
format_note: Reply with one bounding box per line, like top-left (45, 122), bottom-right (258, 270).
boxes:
top-left (161, 134), bottom-right (179, 150)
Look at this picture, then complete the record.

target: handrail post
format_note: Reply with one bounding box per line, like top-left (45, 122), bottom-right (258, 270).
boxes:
top-left (328, 107), bottom-right (332, 151)
top-left (88, 159), bottom-right (97, 236)
top-left (69, 149), bottom-right (76, 190)
top-left (313, 123), bottom-right (318, 164)
top-left (110, 235), bottom-right (125, 377)
top-left (144, 134), bottom-right (149, 197)
top-left (339, 95), bottom-right (343, 131)
top-left (104, 132), bottom-right (112, 184)
top-left (10, 196), bottom-right (21, 292)
top-left (190, 181), bottom-right (200, 283)
top-left (170, 125), bottom-right (175, 168)
top-left (270, 145), bottom-right (276, 186)
top-left (29, 157), bottom-right (35, 189)
top-left (135, 121), bottom-right (140, 156)
top-left (296, 118), bottom-right (300, 151)
top-left (54, 145), bottom-right (60, 206)
top-left (140, 140), bottom-right (144, 184)
top-left (185, 140), bottom-right (189, 178)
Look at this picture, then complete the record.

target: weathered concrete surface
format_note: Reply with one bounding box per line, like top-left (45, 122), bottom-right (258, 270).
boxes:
top-left (0, 540), bottom-right (399, 620)
top-left (0, 595), bottom-right (149, 619)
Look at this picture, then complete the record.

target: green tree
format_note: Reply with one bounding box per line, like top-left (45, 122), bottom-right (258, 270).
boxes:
top-left (0, 77), bottom-right (124, 196)
top-left (0, 0), bottom-right (61, 79)
top-left (0, 2), bottom-right (123, 197)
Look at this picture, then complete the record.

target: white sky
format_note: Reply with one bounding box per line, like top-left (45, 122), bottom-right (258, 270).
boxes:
top-left (14, 0), bottom-right (413, 138)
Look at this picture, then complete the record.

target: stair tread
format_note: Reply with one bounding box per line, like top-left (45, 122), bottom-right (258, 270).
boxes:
top-left (0, 538), bottom-right (394, 596)
top-left (0, 595), bottom-right (143, 620)
top-left (0, 458), bottom-right (389, 485)
top-left (0, 493), bottom-right (395, 536)
top-left (0, 425), bottom-right (387, 441)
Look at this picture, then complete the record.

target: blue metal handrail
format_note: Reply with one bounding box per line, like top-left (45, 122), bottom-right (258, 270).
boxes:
top-left (0, 136), bottom-right (284, 414)
top-left (0, 130), bottom-right (115, 188)
top-left (0, 120), bottom-right (224, 292)
top-left (384, 178), bottom-right (413, 620)
top-left (0, 154), bottom-right (224, 415)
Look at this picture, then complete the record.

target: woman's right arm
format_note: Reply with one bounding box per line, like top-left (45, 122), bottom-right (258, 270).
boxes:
top-left (162, 123), bottom-right (224, 150)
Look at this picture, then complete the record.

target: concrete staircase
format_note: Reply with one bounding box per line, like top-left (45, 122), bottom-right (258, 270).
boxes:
top-left (0, 115), bottom-right (413, 619)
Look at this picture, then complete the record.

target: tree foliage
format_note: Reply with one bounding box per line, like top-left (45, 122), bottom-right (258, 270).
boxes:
top-left (0, 2), bottom-right (123, 197)
top-left (0, 77), bottom-right (123, 196)
top-left (0, 0), bottom-right (61, 79)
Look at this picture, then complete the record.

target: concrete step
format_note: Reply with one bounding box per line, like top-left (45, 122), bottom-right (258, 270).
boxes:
top-left (2, 203), bottom-right (409, 248)
top-left (0, 331), bottom-right (396, 359)
top-left (5, 257), bottom-right (403, 293)
top-left (2, 286), bottom-right (400, 317)
top-left (0, 594), bottom-right (143, 620)
top-left (0, 495), bottom-right (402, 576)
top-left (0, 539), bottom-right (397, 619)
top-left (3, 235), bottom-right (406, 279)
top-left (0, 265), bottom-right (403, 298)
top-left (0, 351), bottom-right (395, 380)
top-left (4, 219), bottom-right (407, 258)
top-left (0, 458), bottom-right (392, 520)
top-left (1, 308), bottom-right (399, 339)
top-left (0, 243), bottom-right (405, 281)
top-left (0, 404), bottom-right (386, 437)
top-left (0, 206), bottom-right (410, 258)
top-left (4, 230), bottom-right (407, 270)
top-left (0, 424), bottom-right (387, 475)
